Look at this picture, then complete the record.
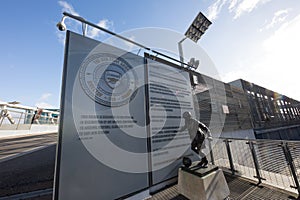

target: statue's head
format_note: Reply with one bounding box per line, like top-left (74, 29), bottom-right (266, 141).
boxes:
top-left (183, 111), bottom-right (191, 119)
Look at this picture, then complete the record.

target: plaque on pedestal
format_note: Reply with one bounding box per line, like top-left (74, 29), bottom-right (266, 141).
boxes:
top-left (178, 163), bottom-right (230, 200)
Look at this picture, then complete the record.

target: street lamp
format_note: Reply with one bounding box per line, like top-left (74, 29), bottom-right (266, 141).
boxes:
top-left (178, 12), bottom-right (212, 68)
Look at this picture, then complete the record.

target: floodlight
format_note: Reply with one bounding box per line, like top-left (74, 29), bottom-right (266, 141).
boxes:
top-left (178, 12), bottom-right (211, 68)
top-left (184, 12), bottom-right (212, 43)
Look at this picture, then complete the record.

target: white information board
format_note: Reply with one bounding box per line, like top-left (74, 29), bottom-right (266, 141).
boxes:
top-left (54, 31), bottom-right (149, 200)
top-left (146, 58), bottom-right (195, 185)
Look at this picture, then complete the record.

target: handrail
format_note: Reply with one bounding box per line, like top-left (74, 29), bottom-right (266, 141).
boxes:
top-left (215, 136), bottom-right (300, 144)
top-left (0, 108), bottom-right (59, 128)
top-left (210, 137), bottom-right (300, 197)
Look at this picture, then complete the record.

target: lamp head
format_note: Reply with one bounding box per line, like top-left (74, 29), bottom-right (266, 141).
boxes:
top-left (57, 16), bottom-right (66, 31)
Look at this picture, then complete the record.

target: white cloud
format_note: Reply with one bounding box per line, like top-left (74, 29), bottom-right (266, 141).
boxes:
top-left (58, 1), bottom-right (79, 16)
top-left (56, 1), bottom-right (114, 42)
top-left (39, 93), bottom-right (52, 101)
top-left (259, 14), bottom-right (300, 99)
top-left (228, 0), bottom-right (238, 12)
top-left (232, 0), bottom-right (272, 19)
top-left (56, 1), bottom-right (81, 45)
top-left (207, 0), bottom-right (228, 21)
top-left (35, 102), bottom-right (56, 109)
top-left (207, 0), bottom-right (273, 21)
top-left (221, 69), bottom-right (249, 83)
top-left (35, 93), bottom-right (56, 109)
top-left (260, 9), bottom-right (290, 31)
top-left (221, 14), bottom-right (300, 101)
top-left (87, 19), bottom-right (113, 39)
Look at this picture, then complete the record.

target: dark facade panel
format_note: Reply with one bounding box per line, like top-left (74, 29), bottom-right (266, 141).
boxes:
top-left (229, 79), bottom-right (300, 140)
top-left (191, 74), bottom-right (253, 136)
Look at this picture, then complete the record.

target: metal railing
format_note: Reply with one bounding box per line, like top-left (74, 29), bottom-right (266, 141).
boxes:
top-left (0, 108), bottom-right (59, 130)
top-left (209, 137), bottom-right (300, 197)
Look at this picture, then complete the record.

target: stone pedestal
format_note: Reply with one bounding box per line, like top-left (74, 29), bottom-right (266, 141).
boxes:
top-left (178, 164), bottom-right (230, 200)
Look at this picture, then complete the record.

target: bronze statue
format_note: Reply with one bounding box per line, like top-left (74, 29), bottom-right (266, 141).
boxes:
top-left (179, 111), bottom-right (212, 167)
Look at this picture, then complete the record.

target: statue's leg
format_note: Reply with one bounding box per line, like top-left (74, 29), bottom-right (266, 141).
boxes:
top-left (198, 147), bottom-right (208, 167)
top-left (191, 144), bottom-right (199, 154)
top-left (191, 138), bottom-right (200, 153)
top-left (195, 139), bottom-right (209, 167)
top-left (191, 140), bottom-right (201, 160)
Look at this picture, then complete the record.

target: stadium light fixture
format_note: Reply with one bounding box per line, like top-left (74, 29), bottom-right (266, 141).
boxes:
top-left (178, 12), bottom-right (212, 69)
top-left (184, 12), bottom-right (212, 43)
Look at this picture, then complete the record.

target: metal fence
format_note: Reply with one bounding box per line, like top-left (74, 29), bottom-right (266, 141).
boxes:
top-left (209, 137), bottom-right (300, 197)
top-left (0, 108), bottom-right (59, 130)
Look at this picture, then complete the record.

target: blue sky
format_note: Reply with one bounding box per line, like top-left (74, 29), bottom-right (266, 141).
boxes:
top-left (0, 0), bottom-right (299, 108)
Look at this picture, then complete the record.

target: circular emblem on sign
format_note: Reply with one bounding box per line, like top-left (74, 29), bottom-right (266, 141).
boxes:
top-left (79, 53), bottom-right (138, 107)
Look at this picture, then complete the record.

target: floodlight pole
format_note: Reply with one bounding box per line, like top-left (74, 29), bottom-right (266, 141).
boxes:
top-left (179, 12), bottom-right (212, 69)
top-left (178, 37), bottom-right (187, 67)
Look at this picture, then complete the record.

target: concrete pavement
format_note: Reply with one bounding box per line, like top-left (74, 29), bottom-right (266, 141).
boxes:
top-left (0, 132), bottom-right (57, 198)
top-left (0, 132), bottom-right (57, 162)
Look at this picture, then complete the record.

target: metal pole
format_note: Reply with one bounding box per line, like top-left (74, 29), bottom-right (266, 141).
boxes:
top-left (63, 12), bottom-right (150, 51)
top-left (282, 142), bottom-right (300, 197)
top-left (62, 12), bottom-right (190, 68)
top-left (178, 37), bottom-right (187, 67)
top-left (151, 50), bottom-right (188, 67)
top-left (16, 112), bottom-right (23, 130)
top-left (224, 139), bottom-right (236, 175)
top-left (0, 111), bottom-right (4, 126)
top-left (247, 141), bottom-right (265, 185)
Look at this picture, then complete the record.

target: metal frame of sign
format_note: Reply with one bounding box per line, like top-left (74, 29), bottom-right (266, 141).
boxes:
top-left (53, 31), bottom-right (70, 200)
